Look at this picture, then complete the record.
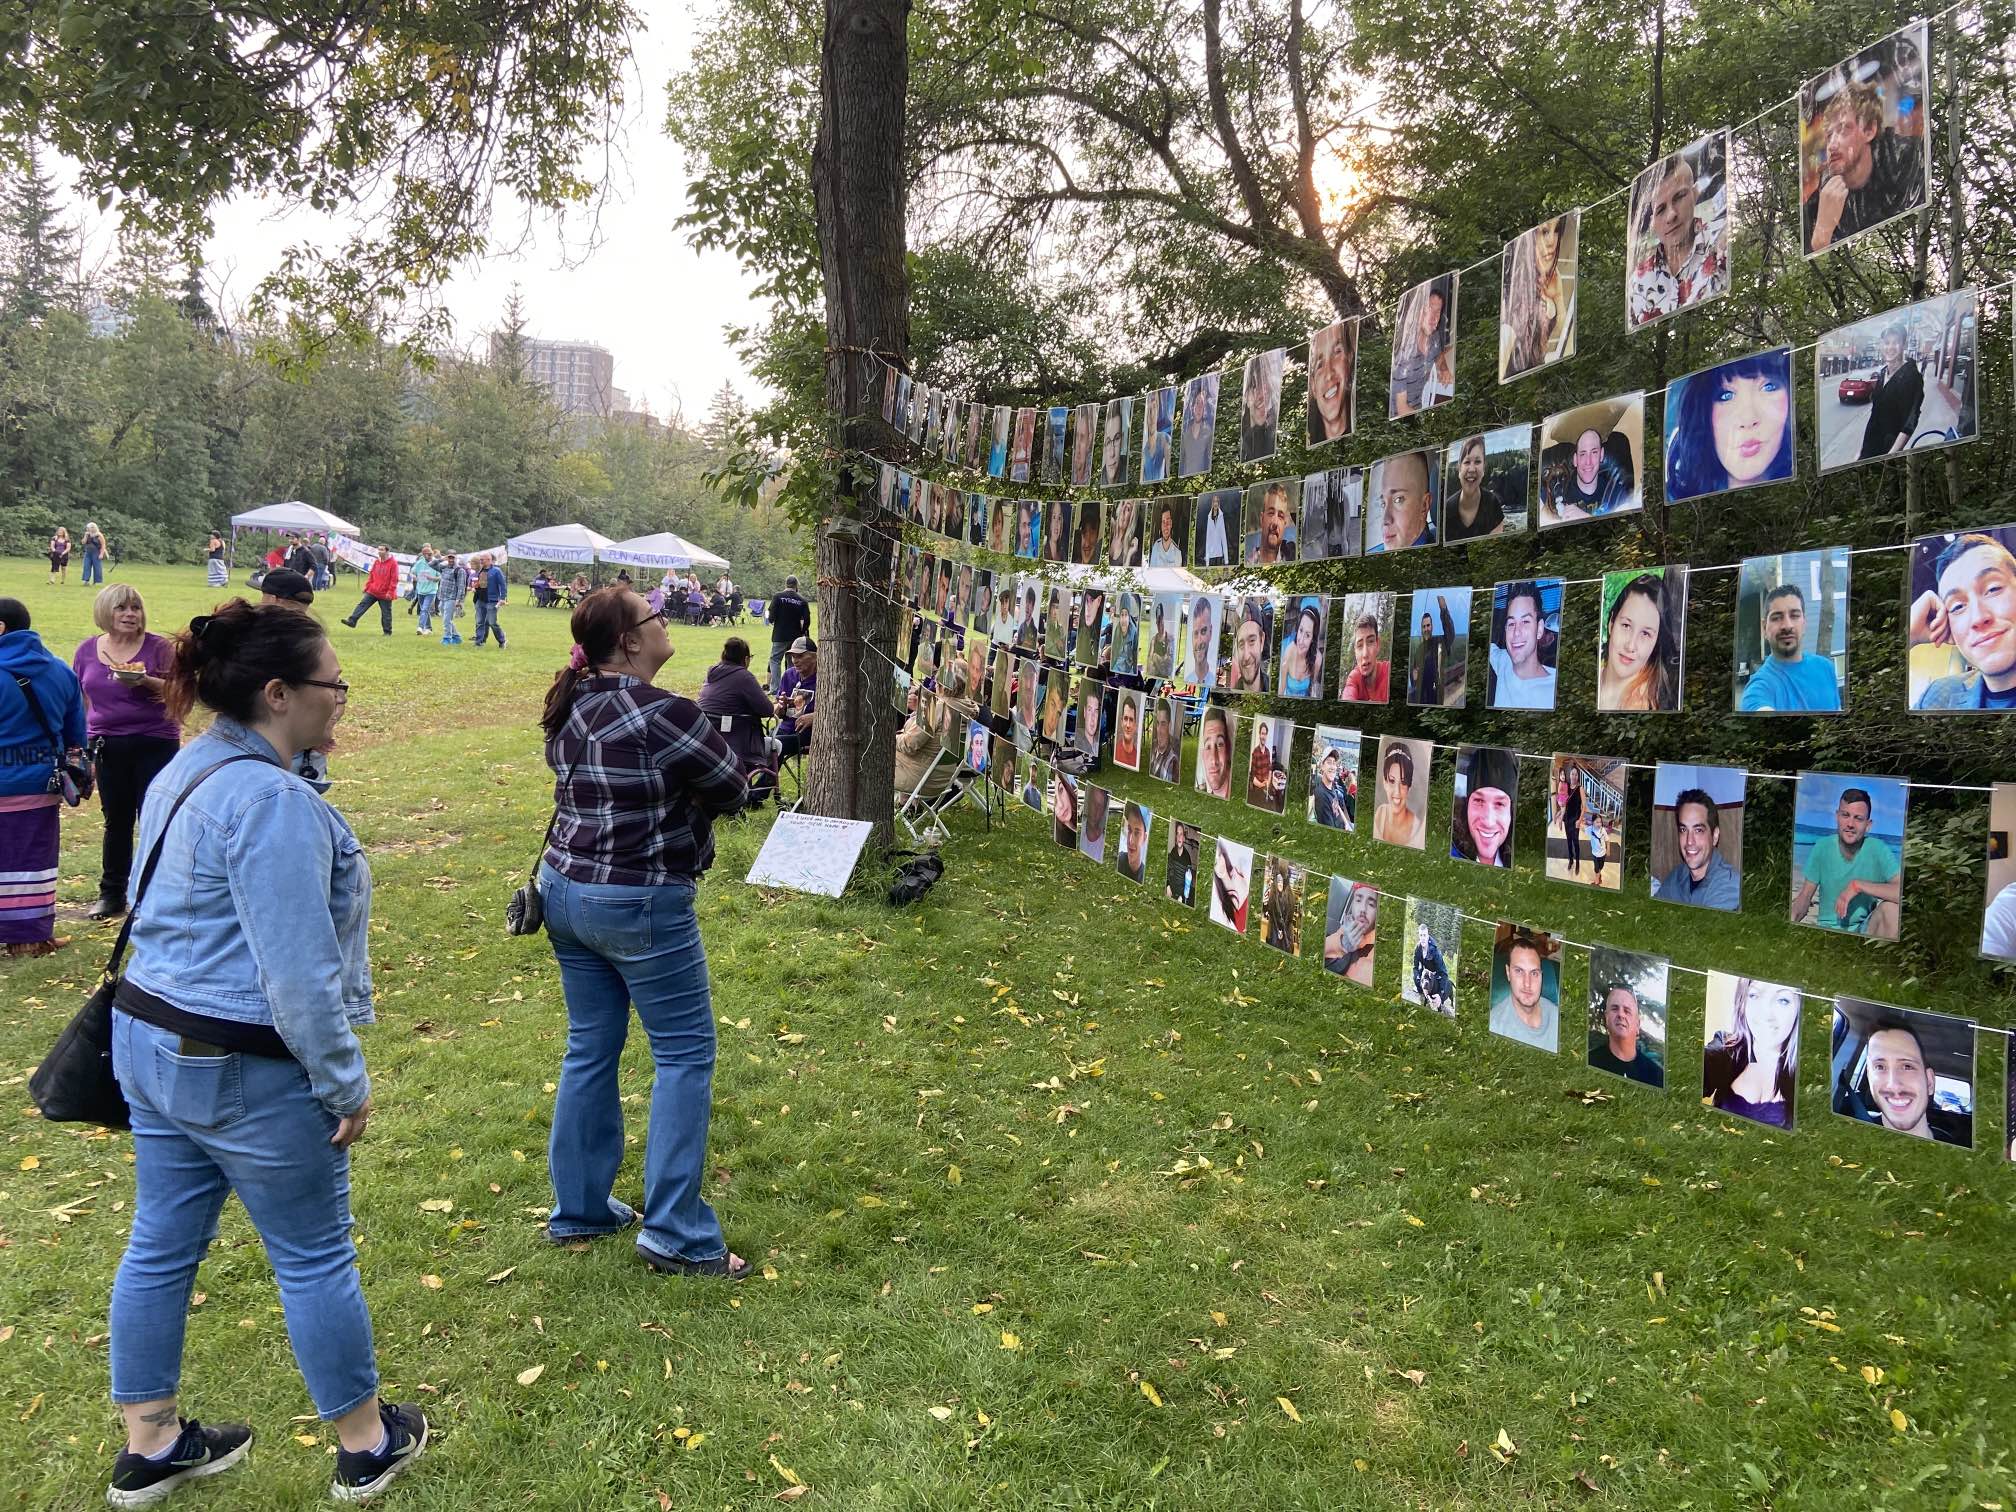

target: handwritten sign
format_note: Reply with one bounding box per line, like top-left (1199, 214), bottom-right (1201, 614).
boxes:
top-left (745, 812), bottom-right (875, 898)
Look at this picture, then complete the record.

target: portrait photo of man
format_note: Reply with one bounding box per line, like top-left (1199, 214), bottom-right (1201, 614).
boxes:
top-left (1179, 372), bottom-right (1220, 478)
top-left (1308, 726), bottom-right (1360, 833)
top-left (1306, 318), bottom-right (1359, 445)
top-left (1240, 347), bottom-right (1285, 463)
top-left (1181, 592), bottom-right (1224, 689)
top-left (1789, 772), bottom-right (1906, 940)
top-left (1906, 523), bottom-right (2016, 710)
top-left (1225, 596), bottom-right (1275, 693)
top-left (1486, 578), bottom-right (1561, 711)
top-left (1323, 878), bottom-right (1379, 988)
top-left (1406, 588), bottom-right (1470, 709)
top-left (1244, 479), bottom-right (1299, 564)
top-left (1193, 706), bottom-right (1235, 802)
top-left (1402, 897), bottom-right (1459, 1017)
top-left (1538, 394), bottom-right (1644, 528)
top-left (1116, 801), bottom-right (1153, 884)
top-left (1100, 396), bottom-right (1133, 488)
top-left (1338, 592), bottom-right (1393, 704)
top-left (1071, 402), bottom-right (1098, 487)
top-left (1366, 449), bottom-right (1439, 554)
top-left (1830, 997), bottom-right (1974, 1147)
top-left (1735, 549), bottom-right (1850, 713)
top-left (1489, 924), bottom-right (1560, 1053)
top-left (1245, 713), bottom-right (1291, 815)
top-left (1165, 820), bottom-right (1200, 907)
top-left (1626, 130), bottom-right (1730, 329)
top-left (1586, 946), bottom-right (1668, 1089)
top-left (1650, 763), bottom-right (1746, 912)
top-left (1981, 783), bottom-right (2016, 962)
top-left (1800, 24), bottom-right (1930, 257)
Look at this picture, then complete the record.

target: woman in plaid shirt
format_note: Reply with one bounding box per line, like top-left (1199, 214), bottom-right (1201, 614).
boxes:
top-left (537, 587), bottom-right (751, 1277)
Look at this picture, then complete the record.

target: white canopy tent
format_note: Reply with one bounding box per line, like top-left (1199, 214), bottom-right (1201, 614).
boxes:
top-left (230, 500), bottom-right (359, 536)
top-left (505, 523), bottom-right (613, 564)
top-left (1056, 562), bottom-right (1206, 596)
top-left (599, 531), bottom-right (730, 571)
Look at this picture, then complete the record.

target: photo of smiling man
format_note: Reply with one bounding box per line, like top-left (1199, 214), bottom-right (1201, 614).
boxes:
top-left (1338, 593), bottom-right (1394, 704)
top-left (1486, 578), bottom-right (1561, 711)
top-left (1100, 396), bottom-right (1133, 487)
top-left (1307, 318), bottom-right (1359, 445)
top-left (1907, 522), bottom-right (2016, 710)
top-left (1538, 394), bottom-right (1644, 528)
top-left (1830, 997), bottom-right (1974, 1147)
top-left (1224, 596), bottom-right (1276, 693)
top-left (1586, 945), bottom-right (1669, 1089)
top-left (1180, 591), bottom-right (1224, 689)
top-left (1244, 479), bottom-right (1299, 564)
top-left (1790, 771), bottom-right (1907, 940)
top-left (1735, 548), bottom-right (1850, 713)
top-left (1651, 762), bottom-right (1746, 912)
top-left (1451, 746), bottom-right (1518, 869)
top-left (1194, 706), bottom-right (1236, 802)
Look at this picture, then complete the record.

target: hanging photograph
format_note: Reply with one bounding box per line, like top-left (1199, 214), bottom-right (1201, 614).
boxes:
top-left (1245, 713), bottom-right (1292, 815)
top-left (881, 363), bottom-right (901, 424)
top-left (987, 646), bottom-right (1014, 718)
top-left (1223, 594), bottom-right (1276, 693)
top-left (963, 719), bottom-right (992, 779)
top-left (1258, 855), bottom-right (1306, 956)
top-left (1627, 129), bottom-right (1731, 329)
top-left (1145, 496), bottom-right (1189, 567)
top-left (1115, 801), bottom-right (1154, 884)
top-left (1146, 694), bottom-right (1184, 783)
top-left (1983, 783), bottom-right (2016, 961)
top-left (1400, 897), bottom-right (1461, 1017)
top-left (1011, 406), bottom-right (1041, 482)
top-left (942, 489), bottom-right (966, 544)
top-left (1041, 583), bottom-right (1074, 661)
top-left (1244, 478), bottom-right (1300, 564)
top-left (1489, 924), bottom-right (1561, 1053)
top-left (1156, 819), bottom-right (1201, 910)
top-left (1323, 878), bottom-right (1380, 987)
top-left (1830, 997), bottom-right (1975, 1147)
top-left (1145, 591), bottom-right (1184, 680)
top-left (1663, 347), bottom-right (1795, 502)
top-left (1650, 762), bottom-right (1746, 911)
top-left (1485, 577), bottom-right (1562, 712)
top-left (1194, 706), bottom-right (1237, 802)
top-left (1734, 547), bottom-right (1850, 713)
top-left (1372, 736), bottom-right (1433, 851)
top-left (1107, 496), bottom-right (1144, 567)
top-left (1498, 211), bottom-right (1579, 383)
top-left (1042, 406), bottom-right (1069, 483)
top-left (1703, 972), bottom-right (1803, 1130)
top-left (1307, 317), bottom-right (1360, 446)
top-left (1300, 465), bottom-right (1364, 562)
top-left (1109, 590), bottom-right (1143, 679)
top-left (1537, 393), bottom-right (1645, 528)
top-left (1018, 758), bottom-right (1045, 813)
top-left (1276, 594), bottom-right (1328, 699)
top-left (1308, 725), bottom-right (1360, 833)
top-left (1179, 371), bottom-right (1220, 478)
top-left (1073, 672), bottom-right (1104, 755)
top-left (1815, 290), bottom-right (1977, 472)
top-left (1141, 386), bottom-right (1177, 485)
top-left (964, 403), bottom-right (984, 470)
top-left (1039, 661), bottom-right (1070, 745)
top-left (1051, 770), bottom-right (1080, 848)
top-left (1442, 425), bottom-right (1531, 542)
top-left (1587, 945), bottom-right (1669, 1089)
top-left (1240, 347), bottom-right (1286, 463)
top-left (1078, 782), bottom-right (1111, 864)
top-left (1799, 23), bottom-right (1930, 257)
top-left (1110, 687), bottom-right (1147, 771)
top-left (1066, 499), bottom-right (1099, 564)
top-left (1365, 448), bottom-right (1440, 553)
top-left (1451, 746), bottom-right (1519, 870)
top-left (1209, 836), bottom-right (1254, 936)
top-left (1101, 396), bottom-right (1134, 488)
top-left (1388, 273), bottom-right (1457, 418)
top-left (1597, 567), bottom-right (1687, 712)
top-left (1548, 754), bottom-right (1627, 891)
top-left (1790, 771), bottom-right (1907, 941)
top-left (1012, 657), bottom-right (1041, 747)
top-left (1406, 587), bottom-right (1471, 709)
top-left (1076, 589), bottom-right (1108, 669)
top-left (988, 406), bottom-right (1012, 479)
top-left (1338, 591), bottom-right (1395, 704)
top-left (1193, 487), bottom-right (1243, 568)
top-left (1180, 591), bottom-right (1225, 689)
top-left (1907, 521), bottom-right (2016, 711)
top-left (1071, 402), bottom-right (1098, 487)
top-left (984, 493), bottom-right (1010, 554)
top-left (895, 375), bottom-right (914, 437)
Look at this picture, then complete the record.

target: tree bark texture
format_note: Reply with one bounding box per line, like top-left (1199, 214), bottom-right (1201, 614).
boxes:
top-left (808, 0), bottom-right (907, 839)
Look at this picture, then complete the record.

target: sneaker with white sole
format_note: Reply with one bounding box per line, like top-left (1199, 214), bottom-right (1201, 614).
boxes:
top-left (330, 1402), bottom-right (428, 1503)
top-left (106, 1419), bottom-right (252, 1508)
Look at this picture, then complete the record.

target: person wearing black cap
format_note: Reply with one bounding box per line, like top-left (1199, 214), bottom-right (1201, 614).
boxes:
top-left (775, 636), bottom-right (817, 757)
top-left (260, 569), bottom-right (316, 608)
top-left (765, 576), bottom-right (810, 692)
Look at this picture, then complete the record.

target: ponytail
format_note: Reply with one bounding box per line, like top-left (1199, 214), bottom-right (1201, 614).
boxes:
top-left (540, 586), bottom-right (635, 737)
top-left (164, 598), bottom-right (327, 726)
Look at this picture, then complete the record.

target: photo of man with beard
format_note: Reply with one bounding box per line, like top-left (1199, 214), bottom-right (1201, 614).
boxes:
top-left (1225, 597), bottom-right (1275, 693)
top-left (1306, 318), bottom-right (1359, 444)
top-left (1829, 998), bottom-right (1974, 1147)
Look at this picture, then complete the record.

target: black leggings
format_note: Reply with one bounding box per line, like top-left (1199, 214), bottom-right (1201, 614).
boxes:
top-left (94, 735), bottom-right (180, 904)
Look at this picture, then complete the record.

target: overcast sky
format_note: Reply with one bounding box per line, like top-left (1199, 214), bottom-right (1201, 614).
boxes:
top-left (72, 0), bottom-right (769, 425)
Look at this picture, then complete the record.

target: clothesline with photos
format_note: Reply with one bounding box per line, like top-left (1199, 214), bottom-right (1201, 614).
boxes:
top-left (867, 13), bottom-right (1988, 526)
top-left (861, 632), bottom-right (2015, 1161)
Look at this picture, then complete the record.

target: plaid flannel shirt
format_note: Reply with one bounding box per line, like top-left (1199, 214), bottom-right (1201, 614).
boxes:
top-left (543, 675), bottom-right (748, 886)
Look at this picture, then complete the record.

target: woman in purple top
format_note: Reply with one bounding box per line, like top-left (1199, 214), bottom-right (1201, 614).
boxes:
top-left (73, 585), bottom-right (181, 919)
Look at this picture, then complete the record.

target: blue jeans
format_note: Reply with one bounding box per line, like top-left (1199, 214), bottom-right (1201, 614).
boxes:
top-left (538, 864), bottom-right (724, 1262)
top-left (82, 549), bottom-right (104, 584)
top-left (109, 1013), bottom-right (378, 1419)
top-left (474, 600), bottom-right (505, 646)
top-left (416, 592), bottom-right (436, 631)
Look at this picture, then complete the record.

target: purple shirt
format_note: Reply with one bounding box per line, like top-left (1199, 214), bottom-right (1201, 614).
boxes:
top-left (72, 633), bottom-right (179, 742)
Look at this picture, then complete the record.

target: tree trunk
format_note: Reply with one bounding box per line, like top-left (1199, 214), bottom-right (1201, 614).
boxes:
top-left (808, 0), bottom-right (907, 841)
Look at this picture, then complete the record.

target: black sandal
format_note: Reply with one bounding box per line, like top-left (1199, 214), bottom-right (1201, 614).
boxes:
top-left (639, 1247), bottom-right (752, 1280)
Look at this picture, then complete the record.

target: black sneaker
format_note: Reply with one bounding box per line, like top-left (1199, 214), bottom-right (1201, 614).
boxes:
top-left (331, 1403), bottom-right (428, 1504)
top-left (107, 1419), bottom-right (252, 1508)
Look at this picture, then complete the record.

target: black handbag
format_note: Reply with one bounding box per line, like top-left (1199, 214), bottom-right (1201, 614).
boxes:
top-left (505, 812), bottom-right (559, 936)
top-left (29, 753), bottom-right (270, 1128)
top-left (10, 671), bottom-right (93, 806)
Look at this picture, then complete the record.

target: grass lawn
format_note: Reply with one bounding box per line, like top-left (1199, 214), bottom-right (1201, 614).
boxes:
top-left (1, 559), bottom-right (2012, 1510)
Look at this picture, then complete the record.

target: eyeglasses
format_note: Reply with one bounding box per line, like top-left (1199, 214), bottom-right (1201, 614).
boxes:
top-left (631, 605), bottom-right (670, 630)
top-left (298, 677), bottom-right (349, 700)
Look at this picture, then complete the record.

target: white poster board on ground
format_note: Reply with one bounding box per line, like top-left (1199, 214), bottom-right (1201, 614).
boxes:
top-left (746, 813), bottom-right (875, 897)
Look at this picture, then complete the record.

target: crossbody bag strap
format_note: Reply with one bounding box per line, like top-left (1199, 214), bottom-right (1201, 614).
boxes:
top-left (10, 673), bottom-right (64, 769)
top-left (101, 752), bottom-right (277, 983)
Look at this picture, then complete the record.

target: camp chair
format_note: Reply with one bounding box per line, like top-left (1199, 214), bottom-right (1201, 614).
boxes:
top-left (898, 747), bottom-right (976, 845)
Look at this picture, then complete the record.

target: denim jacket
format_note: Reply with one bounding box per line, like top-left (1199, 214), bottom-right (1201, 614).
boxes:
top-left (124, 717), bottom-right (374, 1115)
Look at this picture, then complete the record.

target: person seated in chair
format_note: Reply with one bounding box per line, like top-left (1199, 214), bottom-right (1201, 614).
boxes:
top-left (566, 573), bottom-right (590, 605)
top-left (696, 635), bottom-right (778, 805)
top-left (896, 660), bottom-right (978, 804)
top-left (531, 570), bottom-right (558, 608)
top-left (775, 637), bottom-right (818, 758)
top-left (684, 582), bottom-right (708, 625)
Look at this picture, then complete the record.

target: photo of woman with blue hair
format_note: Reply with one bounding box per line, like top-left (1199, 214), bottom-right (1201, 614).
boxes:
top-left (1663, 347), bottom-right (1796, 503)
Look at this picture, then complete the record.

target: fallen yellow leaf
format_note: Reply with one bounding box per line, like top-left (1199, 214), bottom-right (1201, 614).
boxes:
top-left (683, 1432), bottom-right (706, 1451)
top-left (1889, 1408), bottom-right (1907, 1433)
top-left (1139, 1381), bottom-right (1164, 1407)
top-left (769, 1453), bottom-right (802, 1487)
top-left (418, 1198), bottom-right (453, 1214)
top-left (999, 1331), bottom-right (1021, 1350)
top-left (18, 1156), bottom-right (39, 1172)
top-left (856, 1195), bottom-right (885, 1208)
top-left (420, 1275), bottom-right (444, 1291)
top-left (946, 1164), bottom-right (962, 1186)
top-left (515, 1365), bottom-right (545, 1386)
top-left (971, 1303), bottom-right (993, 1314)
top-left (1276, 1397), bottom-right (1302, 1423)
top-left (1209, 1311), bottom-right (1228, 1328)
top-left (927, 1406), bottom-right (953, 1421)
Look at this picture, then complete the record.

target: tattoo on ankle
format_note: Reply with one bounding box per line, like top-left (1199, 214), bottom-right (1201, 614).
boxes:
top-left (139, 1404), bottom-right (179, 1428)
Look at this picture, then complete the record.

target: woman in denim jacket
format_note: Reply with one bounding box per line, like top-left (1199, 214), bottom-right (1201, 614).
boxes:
top-left (103, 600), bottom-right (428, 1508)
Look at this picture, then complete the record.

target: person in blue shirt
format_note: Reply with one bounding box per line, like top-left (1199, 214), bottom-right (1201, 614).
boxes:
top-left (1790, 786), bottom-right (1900, 937)
top-left (0, 597), bottom-right (88, 957)
top-left (472, 554), bottom-right (509, 649)
top-left (1739, 583), bottom-right (1841, 711)
top-left (1654, 789), bottom-right (1742, 911)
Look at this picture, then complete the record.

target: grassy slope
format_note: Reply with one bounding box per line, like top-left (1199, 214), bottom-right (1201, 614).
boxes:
top-left (0, 562), bottom-right (2010, 1511)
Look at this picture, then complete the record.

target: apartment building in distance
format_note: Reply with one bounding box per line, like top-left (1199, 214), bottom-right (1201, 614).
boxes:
top-left (493, 335), bottom-right (616, 416)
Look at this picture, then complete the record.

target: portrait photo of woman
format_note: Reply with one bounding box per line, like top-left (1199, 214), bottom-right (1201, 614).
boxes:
top-left (1307, 318), bottom-right (1359, 445)
top-left (1389, 273), bottom-right (1457, 418)
top-left (1703, 973), bottom-right (1804, 1130)
top-left (1597, 569), bottom-right (1687, 712)
top-left (1141, 386), bottom-right (1177, 485)
top-left (1051, 770), bottom-right (1080, 847)
top-left (1210, 837), bottom-right (1254, 936)
top-left (1259, 856), bottom-right (1305, 956)
top-left (1300, 466), bottom-right (1364, 562)
top-left (1071, 402), bottom-right (1098, 487)
top-left (1372, 736), bottom-right (1431, 851)
top-left (1443, 424), bottom-right (1532, 542)
top-left (1664, 347), bottom-right (1796, 503)
top-left (1179, 371), bottom-right (1220, 479)
top-left (1277, 594), bottom-right (1328, 699)
top-left (988, 405), bottom-right (1012, 478)
top-left (1245, 713), bottom-right (1291, 815)
top-left (1108, 496), bottom-right (1143, 567)
top-left (1499, 211), bottom-right (1579, 383)
top-left (1010, 407), bottom-right (1037, 482)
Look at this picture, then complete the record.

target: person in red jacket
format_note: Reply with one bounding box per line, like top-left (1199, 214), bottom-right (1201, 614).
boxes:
top-left (343, 546), bottom-right (402, 635)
